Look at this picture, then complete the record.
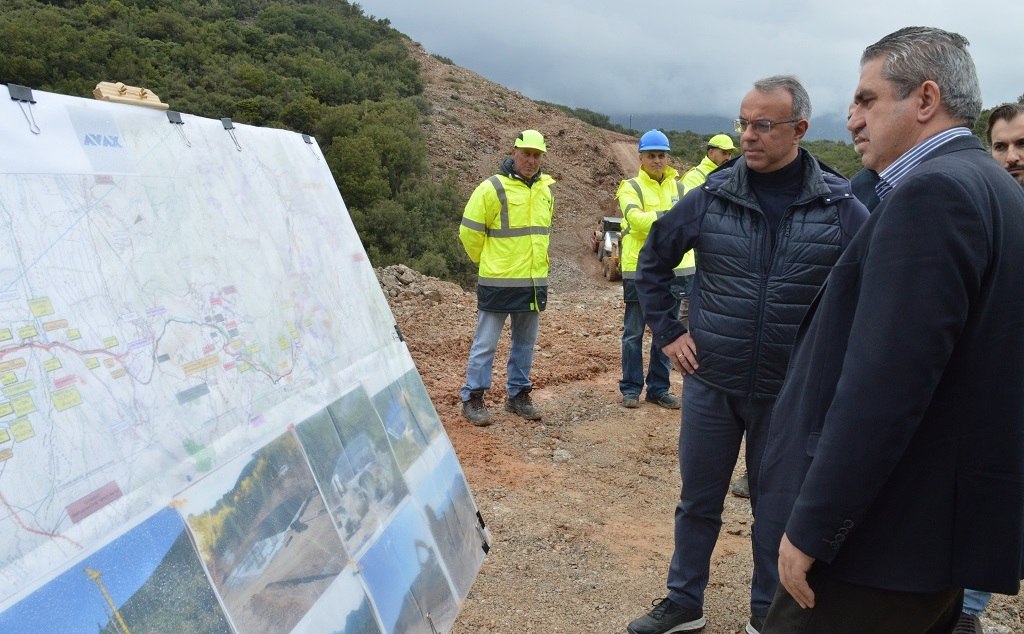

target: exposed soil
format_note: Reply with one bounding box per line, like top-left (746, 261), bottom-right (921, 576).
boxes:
top-left (378, 40), bottom-right (1023, 634)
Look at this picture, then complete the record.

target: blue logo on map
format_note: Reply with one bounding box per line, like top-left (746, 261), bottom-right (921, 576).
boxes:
top-left (83, 134), bottom-right (123, 148)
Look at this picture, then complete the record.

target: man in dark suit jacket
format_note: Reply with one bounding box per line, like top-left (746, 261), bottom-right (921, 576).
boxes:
top-left (758, 27), bottom-right (1024, 633)
top-left (848, 167), bottom-right (878, 211)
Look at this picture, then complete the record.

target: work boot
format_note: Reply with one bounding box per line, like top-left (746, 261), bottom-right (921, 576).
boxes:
top-left (646, 392), bottom-right (681, 409)
top-left (461, 390), bottom-right (491, 426)
top-left (505, 388), bottom-right (542, 421)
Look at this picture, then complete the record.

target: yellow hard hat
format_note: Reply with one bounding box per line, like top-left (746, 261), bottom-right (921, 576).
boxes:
top-left (708, 134), bottom-right (739, 152)
top-left (514, 129), bottom-right (547, 153)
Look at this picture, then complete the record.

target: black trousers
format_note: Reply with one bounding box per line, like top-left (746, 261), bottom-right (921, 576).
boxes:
top-left (762, 569), bottom-right (963, 634)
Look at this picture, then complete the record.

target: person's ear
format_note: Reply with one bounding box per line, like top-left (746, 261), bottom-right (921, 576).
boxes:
top-left (917, 80), bottom-right (941, 122)
top-left (792, 119), bottom-right (809, 143)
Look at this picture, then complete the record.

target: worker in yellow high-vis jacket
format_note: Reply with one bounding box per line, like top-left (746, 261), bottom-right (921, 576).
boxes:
top-left (679, 133), bottom-right (739, 194)
top-left (458, 129), bottom-right (554, 426)
top-left (616, 129), bottom-right (685, 410)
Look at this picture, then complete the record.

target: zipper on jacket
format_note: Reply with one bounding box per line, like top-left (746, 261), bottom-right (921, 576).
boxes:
top-left (748, 219), bottom-right (771, 396)
top-left (748, 212), bottom-right (793, 396)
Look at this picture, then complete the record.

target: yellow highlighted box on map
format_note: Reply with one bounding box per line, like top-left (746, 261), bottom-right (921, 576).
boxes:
top-left (11, 418), bottom-right (34, 442)
top-left (12, 395), bottom-right (36, 416)
top-left (3, 381), bottom-right (34, 397)
top-left (52, 387), bottom-right (82, 412)
top-left (28, 297), bottom-right (54, 317)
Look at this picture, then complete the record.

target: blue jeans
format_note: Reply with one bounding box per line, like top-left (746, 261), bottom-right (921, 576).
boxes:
top-left (667, 377), bottom-right (776, 618)
top-left (460, 309), bottom-right (539, 401)
top-left (620, 300), bottom-right (672, 398)
top-left (962, 588), bottom-right (991, 616)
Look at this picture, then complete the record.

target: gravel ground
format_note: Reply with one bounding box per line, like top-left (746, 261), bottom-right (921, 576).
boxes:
top-left (380, 262), bottom-right (1021, 634)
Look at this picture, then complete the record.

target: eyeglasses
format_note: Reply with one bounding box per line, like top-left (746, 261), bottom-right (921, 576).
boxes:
top-left (734, 118), bottom-right (800, 134)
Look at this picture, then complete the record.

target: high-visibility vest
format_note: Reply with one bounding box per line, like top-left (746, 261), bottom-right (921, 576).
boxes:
top-left (680, 155), bottom-right (720, 195)
top-left (616, 167), bottom-right (694, 277)
top-left (460, 171), bottom-right (556, 311)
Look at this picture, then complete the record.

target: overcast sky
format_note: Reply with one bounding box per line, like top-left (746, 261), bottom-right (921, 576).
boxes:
top-left (355, 0), bottom-right (1021, 125)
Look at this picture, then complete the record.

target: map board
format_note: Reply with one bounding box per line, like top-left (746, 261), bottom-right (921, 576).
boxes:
top-left (0, 85), bottom-right (486, 633)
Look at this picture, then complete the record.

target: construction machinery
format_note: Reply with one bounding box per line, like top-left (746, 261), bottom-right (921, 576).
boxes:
top-left (590, 216), bottom-right (622, 281)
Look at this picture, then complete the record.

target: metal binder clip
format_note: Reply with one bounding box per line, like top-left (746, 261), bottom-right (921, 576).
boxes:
top-left (301, 134), bottom-right (320, 161)
top-left (166, 111), bottom-right (191, 148)
top-left (7, 84), bottom-right (41, 135)
top-left (221, 117), bottom-right (242, 152)
top-left (475, 510), bottom-right (492, 554)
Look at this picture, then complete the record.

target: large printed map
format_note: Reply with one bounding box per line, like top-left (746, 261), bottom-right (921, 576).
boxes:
top-left (0, 87), bottom-right (482, 632)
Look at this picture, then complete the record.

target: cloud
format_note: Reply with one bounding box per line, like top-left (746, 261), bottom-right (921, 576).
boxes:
top-left (358, 0), bottom-right (1022, 119)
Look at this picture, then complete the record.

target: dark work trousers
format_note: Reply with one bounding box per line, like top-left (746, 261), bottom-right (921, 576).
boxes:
top-left (666, 377), bottom-right (776, 618)
top-left (763, 569), bottom-right (963, 633)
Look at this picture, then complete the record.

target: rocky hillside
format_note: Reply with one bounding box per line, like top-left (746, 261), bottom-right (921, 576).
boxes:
top-left (405, 39), bottom-right (675, 290)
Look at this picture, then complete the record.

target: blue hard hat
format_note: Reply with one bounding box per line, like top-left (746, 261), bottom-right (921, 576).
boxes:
top-left (638, 129), bottom-right (670, 152)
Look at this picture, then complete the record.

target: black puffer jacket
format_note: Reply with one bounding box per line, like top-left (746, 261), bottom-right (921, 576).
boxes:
top-left (637, 150), bottom-right (869, 399)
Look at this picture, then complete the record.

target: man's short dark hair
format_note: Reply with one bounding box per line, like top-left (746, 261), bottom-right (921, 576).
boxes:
top-left (985, 102), bottom-right (1024, 145)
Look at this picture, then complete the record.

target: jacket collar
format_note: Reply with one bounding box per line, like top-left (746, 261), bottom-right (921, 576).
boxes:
top-left (500, 156), bottom-right (544, 186)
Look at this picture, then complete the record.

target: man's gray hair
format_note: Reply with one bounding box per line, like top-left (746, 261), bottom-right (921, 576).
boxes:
top-left (753, 75), bottom-right (812, 120)
top-left (861, 26), bottom-right (982, 125)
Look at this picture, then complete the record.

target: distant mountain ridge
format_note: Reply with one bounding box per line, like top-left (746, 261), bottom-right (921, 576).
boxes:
top-left (611, 112), bottom-right (852, 142)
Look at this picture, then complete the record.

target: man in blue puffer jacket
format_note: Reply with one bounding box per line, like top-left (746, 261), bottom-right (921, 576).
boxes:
top-left (626, 75), bottom-right (869, 634)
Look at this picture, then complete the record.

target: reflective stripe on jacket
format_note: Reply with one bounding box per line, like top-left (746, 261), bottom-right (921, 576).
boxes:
top-left (680, 155), bottom-right (719, 195)
top-left (460, 166), bottom-right (556, 312)
top-left (616, 167), bottom-right (692, 277)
